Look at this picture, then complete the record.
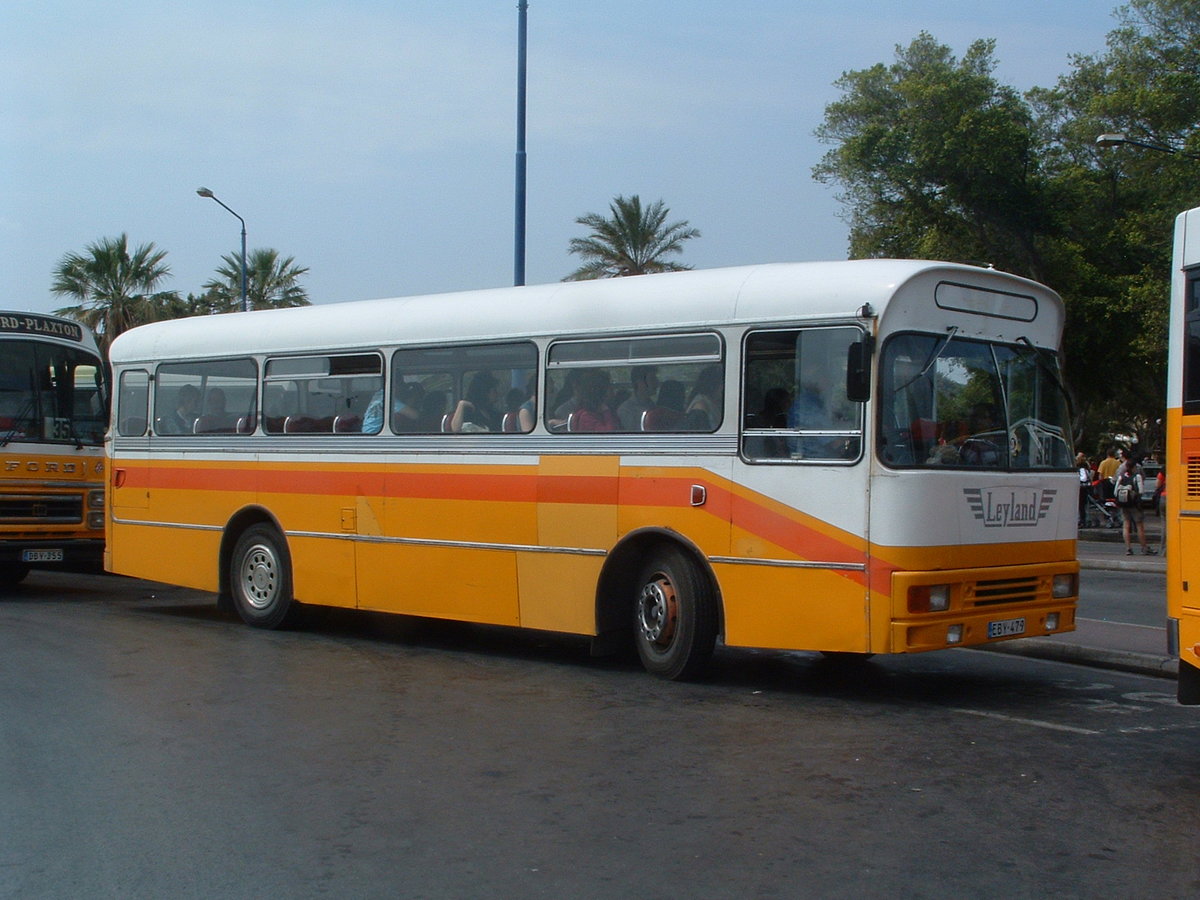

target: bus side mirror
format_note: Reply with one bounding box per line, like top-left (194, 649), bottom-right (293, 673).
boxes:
top-left (846, 337), bottom-right (873, 403)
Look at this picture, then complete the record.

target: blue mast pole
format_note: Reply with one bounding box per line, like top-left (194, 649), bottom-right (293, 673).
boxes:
top-left (514, 1), bottom-right (528, 287)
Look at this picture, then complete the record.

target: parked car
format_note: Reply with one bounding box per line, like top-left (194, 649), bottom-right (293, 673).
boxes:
top-left (1140, 460), bottom-right (1163, 509)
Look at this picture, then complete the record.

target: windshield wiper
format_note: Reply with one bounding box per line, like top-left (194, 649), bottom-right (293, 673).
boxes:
top-left (0, 397), bottom-right (36, 447)
top-left (1016, 336), bottom-right (1072, 403)
top-left (895, 326), bottom-right (959, 395)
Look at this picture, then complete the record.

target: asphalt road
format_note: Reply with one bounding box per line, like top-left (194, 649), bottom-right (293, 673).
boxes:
top-left (1079, 566), bottom-right (1166, 627)
top-left (3, 571), bottom-right (1198, 899)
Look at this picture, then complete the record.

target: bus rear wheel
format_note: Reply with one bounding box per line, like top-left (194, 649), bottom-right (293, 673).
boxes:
top-left (633, 547), bottom-right (717, 680)
top-left (0, 564), bottom-right (30, 587)
top-left (229, 524), bottom-right (296, 629)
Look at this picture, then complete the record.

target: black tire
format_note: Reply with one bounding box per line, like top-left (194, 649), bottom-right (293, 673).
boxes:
top-left (229, 524), bottom-right (296, 629)
top-left (0, 565), bottom-right (30, 588)
top-left (632, 546), bottom-right (717, 680)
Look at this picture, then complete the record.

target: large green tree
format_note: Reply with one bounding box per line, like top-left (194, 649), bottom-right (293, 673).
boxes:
top-left (51, 234), bottom-right (179, 352)
top-left (202, 248), bottom-right (311, 311)
top-left (813, 3), bottom-right (1200, 452)
top-left (814, 33), bottom-right (1049, 280)
top-left (564, 195), bottom-right (700, 280)
top-left (1031, 0), bottom-right (1200, 450)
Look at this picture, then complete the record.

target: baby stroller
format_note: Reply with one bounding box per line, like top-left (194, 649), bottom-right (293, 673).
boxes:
top-left (1083, 484), bottom-right (1119, 529)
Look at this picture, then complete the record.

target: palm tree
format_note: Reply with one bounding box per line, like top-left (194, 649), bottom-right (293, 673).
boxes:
top-left (202, 248), bottom-right (311, 311)
top-left (564, 194), bottom-right (700, 280)
top-left (52, 234), bottom-right (178, 351)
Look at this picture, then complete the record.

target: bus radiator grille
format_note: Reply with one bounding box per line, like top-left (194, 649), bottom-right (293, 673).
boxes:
top-left (967, 577), bottom-right (1042, 607)
top-left (0, 494), bottom-right (83, 524)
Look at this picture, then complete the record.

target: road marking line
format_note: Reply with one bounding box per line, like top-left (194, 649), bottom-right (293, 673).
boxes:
top-left (1076, 616), bottom-right (1164, 632)
top-left (951, 708), bottom-right (1101, 735)
top-left (1117, 722), bottom-right (1200, 735)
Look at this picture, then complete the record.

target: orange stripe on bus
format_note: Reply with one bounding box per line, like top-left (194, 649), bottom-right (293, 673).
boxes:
top-left (128, 464), bottom-right (629, 506)
top-left (116, 461), bottom-right (883, 579)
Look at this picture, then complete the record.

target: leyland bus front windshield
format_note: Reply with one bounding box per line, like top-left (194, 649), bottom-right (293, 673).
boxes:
top-left (0, 340), bottom-right (107, 446)
top-left (877, 332), bottom-right (1073, 470)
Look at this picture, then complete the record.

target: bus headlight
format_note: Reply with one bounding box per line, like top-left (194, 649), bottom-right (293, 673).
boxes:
top-left (88, 511), bottom-right (105, 529)
top-left (1045, 613), bottom-right (1060, 631)
top-left (1052, 574), bottom-right (1077, 599)
top-left (88, 489), bottom-right (105, 509)
top-left (946, 624), bottom-right (964, 644)
top-left (909, 584), bottom-right (951, 613)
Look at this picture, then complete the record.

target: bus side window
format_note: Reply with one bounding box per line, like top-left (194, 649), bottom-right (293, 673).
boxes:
top-left (156, 359), bottom-right (257, 436)
top-left (392, 343), bottom-right (536, 435)
top-left (118, 370), bottom-right (150, 436)
top-left (741, 327), bottom-right (864, 462)
top-left (262, 354), bottom-right (381, 434)
top-left (544, 334), bottom-right (723, 434)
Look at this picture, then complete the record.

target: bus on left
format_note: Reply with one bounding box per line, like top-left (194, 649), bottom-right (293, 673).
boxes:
top-left (0, 311), bottom-right (107, 585)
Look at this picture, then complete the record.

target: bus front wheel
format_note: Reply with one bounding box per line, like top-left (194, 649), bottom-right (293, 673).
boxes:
top-left (229, 524), bottom-right (296, 629)
top-left (633, 547), bottom-right (717, 680)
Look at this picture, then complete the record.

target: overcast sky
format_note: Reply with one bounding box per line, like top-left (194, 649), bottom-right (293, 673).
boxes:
top-left (3, 1), bottom-right (1119, 314)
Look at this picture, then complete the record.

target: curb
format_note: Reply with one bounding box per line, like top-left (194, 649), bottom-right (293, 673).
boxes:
top-left (1078, 557), bottom-right (1164, 574)
top-left (978, 637), bottom-right (1178, 680)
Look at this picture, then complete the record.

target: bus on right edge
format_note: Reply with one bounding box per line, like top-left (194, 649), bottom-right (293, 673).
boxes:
top-left (1168, 206), bottom-right (1200, 703)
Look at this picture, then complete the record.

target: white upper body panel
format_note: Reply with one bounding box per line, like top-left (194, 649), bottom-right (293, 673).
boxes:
top-left (108, 260), bottom-right (1064, 364)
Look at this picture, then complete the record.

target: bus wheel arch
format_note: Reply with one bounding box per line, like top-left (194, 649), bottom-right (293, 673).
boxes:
top-left (595, 529), bottom-right (722, 680)
top-left (219, 508), bottom-right (297, 628)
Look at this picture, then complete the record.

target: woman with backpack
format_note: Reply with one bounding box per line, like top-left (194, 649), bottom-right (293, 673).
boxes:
top-left (1115, 449), bottom-right (1155, 555)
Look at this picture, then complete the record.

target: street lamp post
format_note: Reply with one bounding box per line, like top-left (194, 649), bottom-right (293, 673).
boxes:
top-left (196, 187), bottom-right (249, 312)
top-left (1095, 132), bottom-right (1200, 161)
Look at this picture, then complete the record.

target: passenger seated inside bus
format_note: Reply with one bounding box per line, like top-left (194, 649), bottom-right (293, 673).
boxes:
top-left (501, 387), bottom-right (525, 432)
top-left (159, 384), bottom-right (200, 434)
top-left (548, 371), bottom-right (582, 431)
top-left (618, 366), bottom-right (658, 431)
top-left (193, 389), bottom-right (232, 433)
top-left (570, 369), bottom-right (618, 432)
top-left (450, 372), bottom-right (502, 432)
top-left (741, 387), bottom-right (791, 457)
top-left (517, 377), bottom-right (537, 432)
top-left (639, 379), bottom-right (686, 431)
top-left (684, 365), bottom-right (723, 430)
top-left (417, 392), bottom-right (449, 432)
top-left (362, 384), bottom-right (421, 434)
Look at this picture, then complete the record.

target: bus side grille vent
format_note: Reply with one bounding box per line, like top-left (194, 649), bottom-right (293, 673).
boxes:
top-left (1187, 455), bottom-right (1200, 501)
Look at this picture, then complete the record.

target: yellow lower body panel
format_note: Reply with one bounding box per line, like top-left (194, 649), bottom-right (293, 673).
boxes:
top-left (717, 563), bottom-right (869, 653)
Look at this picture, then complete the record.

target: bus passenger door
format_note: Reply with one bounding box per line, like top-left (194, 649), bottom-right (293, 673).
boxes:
top-left (724, 462), bottom-right (870, 653)
top-left (725, 326), bottom-right (872, 653)
top-left (110, 370), bottom-right (150, 514)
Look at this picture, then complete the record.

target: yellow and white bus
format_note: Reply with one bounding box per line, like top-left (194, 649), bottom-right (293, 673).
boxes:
top-left (1167, 208), bottom-right (1200, 703)
top-left (1, 311), bottom-right (107, 585)
top-left (106, 260), bottom-right (1078, 678)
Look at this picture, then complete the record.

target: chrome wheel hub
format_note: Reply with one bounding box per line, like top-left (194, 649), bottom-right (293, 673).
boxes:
top-left (241, 544), bottom-right (278, 610)
top-left (637, 576), bottom-right (677, 646)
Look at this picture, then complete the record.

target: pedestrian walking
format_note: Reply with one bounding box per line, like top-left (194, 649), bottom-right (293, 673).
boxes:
top-left (1115, 450), bottom-right (1155, 555)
